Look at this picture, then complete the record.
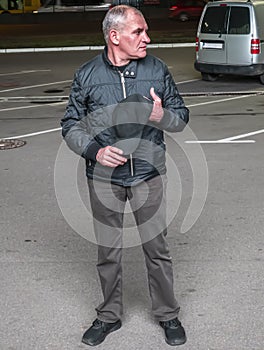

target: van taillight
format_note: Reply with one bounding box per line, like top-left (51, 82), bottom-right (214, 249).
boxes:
top-left (196, 37), bottom-right (199, 52)
top-left (251, 39), bottom-right (260, 54)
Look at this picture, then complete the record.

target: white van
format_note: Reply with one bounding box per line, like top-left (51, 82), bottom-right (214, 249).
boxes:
top-left (194, 0), bottom-right (264, 84)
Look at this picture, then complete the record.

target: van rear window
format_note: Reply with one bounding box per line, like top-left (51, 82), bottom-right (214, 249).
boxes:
top-left (201, 6), bottom-right (250, 35)
top-left (201, 7), bottom-right (228, 34)
top-left (228, 7), bottom-right (250, 34)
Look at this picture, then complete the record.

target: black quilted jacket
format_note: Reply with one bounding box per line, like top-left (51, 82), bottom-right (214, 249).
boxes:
top-left (61, 47), bottom-right (189, 186)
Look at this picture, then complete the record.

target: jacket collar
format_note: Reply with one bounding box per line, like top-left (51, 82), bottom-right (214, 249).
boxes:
top-left (103, 46), bottom-right (138, 79)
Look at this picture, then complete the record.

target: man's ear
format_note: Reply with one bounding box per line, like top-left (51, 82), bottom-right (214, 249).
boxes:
top-left (109, 29), bottom-right (120, 46)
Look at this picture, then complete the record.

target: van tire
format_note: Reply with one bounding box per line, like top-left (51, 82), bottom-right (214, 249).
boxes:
top-left (259, 74), bottom-right (264, 85)
top-left (178, 12), bottom-right (189, 22)
top-left (201, 73), bottom-right (219, 82)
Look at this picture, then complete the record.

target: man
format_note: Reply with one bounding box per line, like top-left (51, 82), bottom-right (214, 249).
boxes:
top-left (61, 5), bottom-right (189, 347)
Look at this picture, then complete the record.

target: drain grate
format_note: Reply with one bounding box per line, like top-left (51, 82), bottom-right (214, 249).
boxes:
top-left (0, 139), bottom-right (26, 150)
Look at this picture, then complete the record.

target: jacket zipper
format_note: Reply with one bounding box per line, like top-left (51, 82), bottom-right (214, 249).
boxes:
top-left (118, 71), bottom-right (134, 176)
top-left (119, 71), bottom-right (127, 99)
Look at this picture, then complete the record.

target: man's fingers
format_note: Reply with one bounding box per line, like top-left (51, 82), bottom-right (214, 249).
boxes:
top-left (150, 87), bottom-right (161, 103)
top-left (108, 146), bottom-right (124, 156)
top-left (148, 88), bottom-right (164, 123)
top-left (107, 152), bottom-right (127, 164)
top-left (96, 146), bottom-right (127, 167)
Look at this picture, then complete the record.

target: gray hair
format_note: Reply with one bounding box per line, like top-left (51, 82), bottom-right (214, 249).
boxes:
top-left (102, 5), bottom-right (143, 44)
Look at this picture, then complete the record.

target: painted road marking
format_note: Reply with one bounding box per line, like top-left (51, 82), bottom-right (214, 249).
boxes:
top-left (2, 126), bottom-right (262, 144)
top-left (185, 94), bottom-right (262, 144)
top-left (0, 80), bottom-right (71, 93)
top-left (2, 128), bottom-right (62, 140)
top-left (0, 101), bottom-right (66, 112)
top-left (185, 140), bottom-right (255, 144)
top-left (1, 81), bottom-right (262, 143)
top-left (177, 79), bottom-right (200, 85)
top-left (187, 94), bottom-right (252, 108)
top-left (0, 43), bottom-right (196, 54)
top-left (219, 129), bottom-right (264, 141)
top-left (0, 70), bottom-right (51, 77)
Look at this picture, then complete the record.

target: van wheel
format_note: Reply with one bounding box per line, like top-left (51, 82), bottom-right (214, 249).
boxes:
top-left (178, 12), bottom-right (189, 22)
top-left (259, 74), bottom-right (264, 85)
top-left (201, 73), bottom-right (218, 82)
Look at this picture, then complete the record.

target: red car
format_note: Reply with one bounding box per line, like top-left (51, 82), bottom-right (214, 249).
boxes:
top-left (169, 0), bottom-right (205, 22)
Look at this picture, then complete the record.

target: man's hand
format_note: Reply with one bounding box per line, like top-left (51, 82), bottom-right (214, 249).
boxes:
top-left (96, 146), bottom-right (127, 167)
top-left (149, 87), bottom-right (164, 123)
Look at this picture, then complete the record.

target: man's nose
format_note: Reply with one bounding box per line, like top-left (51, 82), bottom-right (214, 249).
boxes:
top-left (142, 32), bottom-right (151, 43)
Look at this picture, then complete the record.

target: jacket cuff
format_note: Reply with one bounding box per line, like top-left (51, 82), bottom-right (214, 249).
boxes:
top-left (157, 109), bottom-right (187, 132)
top-left (82, 141), bottom-right (101, 161)
top-left (159, 109), bottom-right (171, 128)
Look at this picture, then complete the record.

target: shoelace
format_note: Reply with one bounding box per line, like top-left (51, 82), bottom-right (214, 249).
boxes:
top-left (93, 319), bottom-right (116, 331)
top-left (93, 319), bottom-right (103, 327)
top-left (164, 319), bottom-right (180, 328)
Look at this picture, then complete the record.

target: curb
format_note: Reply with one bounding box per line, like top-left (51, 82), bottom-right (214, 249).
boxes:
top-left (0, 43), bottom-right (195, 54)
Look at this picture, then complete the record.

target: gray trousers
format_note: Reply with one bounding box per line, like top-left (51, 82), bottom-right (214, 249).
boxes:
top-left (87, 175), bottom-right (180, 323)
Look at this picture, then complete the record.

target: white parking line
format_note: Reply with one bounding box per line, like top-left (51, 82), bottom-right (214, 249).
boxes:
top-left (0, 43), bottom-right (196, 54)
top-left (185, 94), bottom-right (262, 144)
top-left (177, 79), bottom-right (200, 85)
top-left (0, 101), bottom-right (66, 112)
top-left (187, 94), bottom-right (251, 108)
top-left (219, 129), bottom-right (264, 141)
top-left (0, 70), bottom-right (51, 77)
top-left (185, 140), bottom-right (255, 144)
top-left (2, 128), bottom-right (62, 140)
top-left (3, 126), bottom-right (262, 144)
top-left (0, 80), bottom-right (71, 93)
top-left (1, 82), bottom-right (262, 143)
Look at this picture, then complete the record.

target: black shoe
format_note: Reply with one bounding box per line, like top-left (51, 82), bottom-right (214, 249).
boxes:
top-left (82, 318), bottom-right (122, 346)
top-left (159, 318), bottom-right (187, 346)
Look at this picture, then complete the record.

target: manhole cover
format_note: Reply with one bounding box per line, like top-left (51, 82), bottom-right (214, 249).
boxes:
top-left (0, 139), bottom-right (26, 150)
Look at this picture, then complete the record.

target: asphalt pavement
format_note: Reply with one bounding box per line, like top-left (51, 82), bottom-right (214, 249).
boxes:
top-left (1, 46), bottom-right (264, 350)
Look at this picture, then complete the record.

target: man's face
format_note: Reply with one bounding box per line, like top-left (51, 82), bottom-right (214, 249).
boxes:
top-left (116, 11), bottom-right (151, 60)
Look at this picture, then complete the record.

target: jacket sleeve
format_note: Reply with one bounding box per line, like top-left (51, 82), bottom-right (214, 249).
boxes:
top-left (157, 66), bottom-right (189, 132)
top-left (60, 71), bottom-right (101, 161)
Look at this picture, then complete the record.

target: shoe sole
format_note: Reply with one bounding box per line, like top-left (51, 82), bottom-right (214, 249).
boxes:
top-left (165, 336), bottom-right (187, 346)
top-left (82, 322), bottom-right (122, 346)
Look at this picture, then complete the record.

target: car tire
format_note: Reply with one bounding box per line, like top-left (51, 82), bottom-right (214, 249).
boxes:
top-left (201, 72), bottom-right (219, 82)
top-left (259, 74), bottom-right (264, 85)
top-left (178, 12), bottom-right (189, 22)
